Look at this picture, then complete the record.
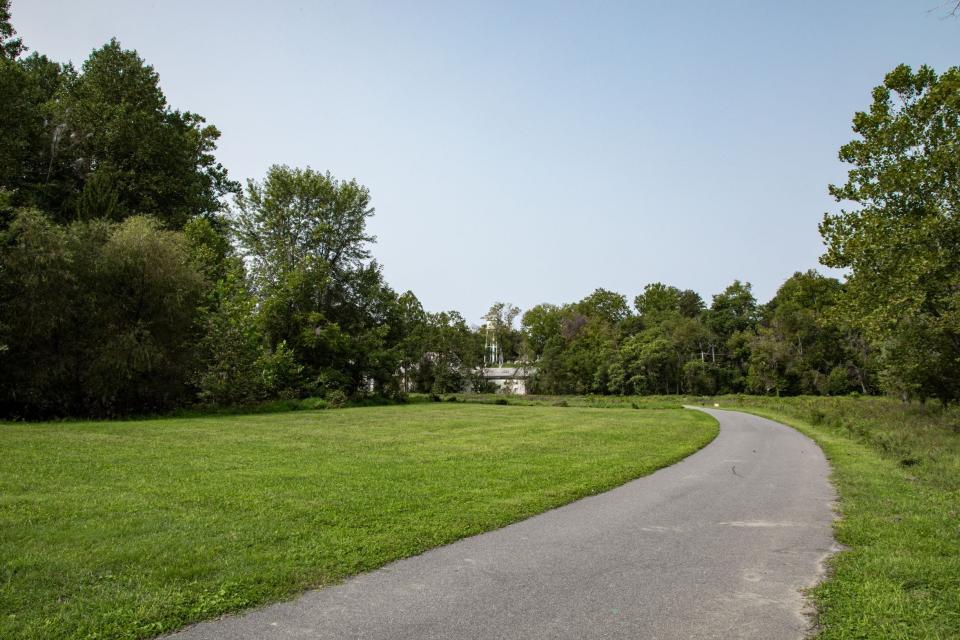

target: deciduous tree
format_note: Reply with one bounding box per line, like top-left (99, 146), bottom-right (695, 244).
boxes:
top-left (821, 64), bottom-right (960, 402)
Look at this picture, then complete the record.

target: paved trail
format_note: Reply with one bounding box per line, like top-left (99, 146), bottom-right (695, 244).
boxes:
top-left (165, 408), bottom-right (837, 640)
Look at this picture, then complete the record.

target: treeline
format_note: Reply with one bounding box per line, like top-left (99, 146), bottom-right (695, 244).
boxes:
top-left (512, 274), bottom-right (872, 397)
top-left (1, 2), bottom-right (958, 416)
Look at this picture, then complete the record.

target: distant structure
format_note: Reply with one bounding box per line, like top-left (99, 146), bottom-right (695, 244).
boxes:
top-left (476, 322), bottom-right (533, 393)
top-left (484, 321), bottom-right (503, 367)
top-left (480, 366), bottom-right (533, 395)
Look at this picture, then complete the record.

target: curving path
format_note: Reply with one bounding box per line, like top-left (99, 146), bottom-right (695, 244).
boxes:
top-left (164, 408), bottom-right (838, 640)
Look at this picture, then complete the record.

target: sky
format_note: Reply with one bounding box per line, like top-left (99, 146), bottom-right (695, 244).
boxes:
top-left (11, 1), bottom-right (959, 324)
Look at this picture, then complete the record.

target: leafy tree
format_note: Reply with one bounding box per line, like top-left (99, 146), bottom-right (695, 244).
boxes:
top-left (576, 288), bottom-right (631, 325)
top-left (0, 52), bottom-right (70, 220)
top-left (745, 271), bottom-right (874, 396)
top-left (521, 303), bottom-right (563, 360)
top-left (0, 0), bottom-right (23, 60)
top-left (405, 310), bottom-right (480, 393)
top-left (233, 164), bottom-right (374, 292)
top-left (233, 166), bottom-right (403, 397)
top-left (192, 267), bottom-right (302, 405)
top-left (682, 359), bottom-right (718, 396)
top-left (534, 313), bottom-right (617, 394)
top-left (635, 284), bottom-right (704, 321)
top-left (183, 215), bottom-right (234, 285)
top-left (820, 64), bottom-right (960, 402)
top-left (1, 38), bottom-right (235, 227)
top-left (705, 280), bottom-right (758, 339)
top-left (610, 326), bottom-right (676, 395)
top-left (60, 40), bottom-right (236, 225)
top-left (0, 211), bottom-right (205, 417)
top-left (746, 326), bottom-right (792, 395)
top-left (528, 291), bottom-right (628, 394)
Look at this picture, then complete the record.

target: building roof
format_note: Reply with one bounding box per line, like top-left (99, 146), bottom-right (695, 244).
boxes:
top-left (482, 367), bottom-right (535, 379)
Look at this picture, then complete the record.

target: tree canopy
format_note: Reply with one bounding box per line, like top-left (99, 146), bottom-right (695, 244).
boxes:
top-left (0, 35), bottom-right (236, 227)
top-left (821, 64), bottom-right (960, 402)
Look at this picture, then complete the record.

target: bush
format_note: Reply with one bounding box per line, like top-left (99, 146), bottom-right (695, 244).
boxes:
top-left (824, 366), bottom-right (855, 396)
top-left (323, 389), bottom-right (348, 408)
top-left (0, 211), bottom-right (204, 418)
top-left (257, 341), bottom-right (303, 400)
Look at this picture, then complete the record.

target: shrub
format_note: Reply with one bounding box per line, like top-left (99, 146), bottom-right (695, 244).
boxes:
top-left (0, 211), bottom-right (204, 418)
top-left (258, 341), bottom-right (303, 400)
top-left (325, 389), bottom-right (348, 408)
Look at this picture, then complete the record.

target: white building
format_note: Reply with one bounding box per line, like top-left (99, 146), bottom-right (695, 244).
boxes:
top-left (475, 366), bottom-right (535, 395)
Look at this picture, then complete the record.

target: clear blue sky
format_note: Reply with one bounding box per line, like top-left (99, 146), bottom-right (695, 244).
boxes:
top-left (13, 1), bottom-right (959, 323)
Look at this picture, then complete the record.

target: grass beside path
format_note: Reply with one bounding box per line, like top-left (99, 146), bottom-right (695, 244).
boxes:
top-left (0, 403), bottom-right (716, 640)
top-left (715, 396), bottom-right (960, 640)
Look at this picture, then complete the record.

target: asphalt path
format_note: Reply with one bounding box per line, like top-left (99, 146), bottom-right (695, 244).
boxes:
top-left (164, 407), bottom-right (838, 640)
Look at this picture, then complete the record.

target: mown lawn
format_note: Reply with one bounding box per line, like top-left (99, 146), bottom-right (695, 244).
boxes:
top-left (715, 395), bottom-right (960, 640)
top-left (0, 403), bottom-right (716, 640)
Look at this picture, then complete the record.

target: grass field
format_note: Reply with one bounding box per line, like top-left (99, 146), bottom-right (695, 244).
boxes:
top-left (0, 403), bottom-right (717, 640)
top-left (713, 396), bottom-right (960, 639)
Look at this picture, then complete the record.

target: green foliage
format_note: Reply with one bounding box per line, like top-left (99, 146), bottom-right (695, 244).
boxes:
top-left (0, 37), bottom-right (235, 227)
top-left (746, 271), bottom-right (871, 396)
top-left (230, 165), bottom-right (408, 397)
top-left (389, 300), bottom-right (483, 395)
top-left (521, 303), bottom-right (562, 360)
top-left (575, 288), bottom-right (631, 325)
top-left (634, 282), bottom-right (704, 320)
top-left (523, 274), bottom-right (876, 399)
top-left (0, 52), bottom-right (69, 214)
top-left (233, 164), bottom-right (374, 292)
top-left (533, 309), bottom-right (618, 394)
top-left (74, 168), bottom-right (121, 221)
top-left (182, 215), bottom-right (233, 283)
top-left (257, 341), bottom-right (303, 399)
top-left (530, 281), bottom-right (757, 396)
top-left (682, 359), bottom-right (718, 395)
top-left (821, 64), bottom-right (960, 403)
top-left (191, 269), bottom-right (303, 406)
top-left (703, 280), bottom-right (758, 340)
top-left (0, 211), bottom-right (204, 417)
top-left (0, 0), bottom-right (23, 60)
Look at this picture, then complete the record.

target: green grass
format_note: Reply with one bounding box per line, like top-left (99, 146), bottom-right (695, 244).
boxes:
top-left (709, 395), bottom-right (960, 639)
top-left (0, 403), bottom-right (716, 640)
top-left (421, 392), bottom-right (685, 410)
